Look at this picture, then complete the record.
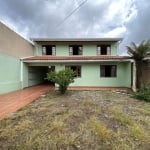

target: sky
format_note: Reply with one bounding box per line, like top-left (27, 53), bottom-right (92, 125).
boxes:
top-left (0, 0), bottom-right (150, 55)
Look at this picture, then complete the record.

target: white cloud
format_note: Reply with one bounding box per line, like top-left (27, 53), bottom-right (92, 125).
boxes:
top-left (104, 26), bottom-right (126, 37)
top-left (0, 0), bottom-right (150, 55)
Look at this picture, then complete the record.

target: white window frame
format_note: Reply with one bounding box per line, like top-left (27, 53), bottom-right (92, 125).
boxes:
top-left (100, 65), bottom-right (117, 77)
top-left (69, 45), bottom-right (83, 55)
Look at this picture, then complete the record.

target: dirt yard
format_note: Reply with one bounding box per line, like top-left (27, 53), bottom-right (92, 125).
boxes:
top-left (0, 90), bottom-right (150, 150)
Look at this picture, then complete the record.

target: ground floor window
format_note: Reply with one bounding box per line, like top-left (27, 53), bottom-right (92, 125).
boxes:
top-left (100, 65), bottom-right (117, 77)
top-left (66, 65), bottom-right (81, 77)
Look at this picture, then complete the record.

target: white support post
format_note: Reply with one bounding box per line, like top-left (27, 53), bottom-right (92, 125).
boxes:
top-left (132, 60), bottom-right (136, 92)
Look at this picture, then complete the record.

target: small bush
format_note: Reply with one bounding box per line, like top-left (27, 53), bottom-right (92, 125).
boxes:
top-left (133, 92), bottom-right (150, 102)
top-left (133, 81), bottom-right (150, 102)
top-left (46, 69), bottom-right (75, 94)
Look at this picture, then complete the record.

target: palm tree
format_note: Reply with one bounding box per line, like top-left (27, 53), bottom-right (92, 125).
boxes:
top-left (126, 39), bottom-right (150, 90)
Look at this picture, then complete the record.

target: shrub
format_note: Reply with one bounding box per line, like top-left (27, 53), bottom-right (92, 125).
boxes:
top-left (133, 81), bottom-right (150, 102)
top-left (46, 69), bottom-right (75, 94)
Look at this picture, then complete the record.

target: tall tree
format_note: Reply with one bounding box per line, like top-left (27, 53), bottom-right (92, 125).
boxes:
top-left (126, 39), bottom-right (150, 90)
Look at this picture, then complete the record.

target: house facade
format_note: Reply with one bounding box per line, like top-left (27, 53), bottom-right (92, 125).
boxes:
top-left (22, 38), bottom-right (132, 90)
top-left (0, 22), bottom-right (133, 94)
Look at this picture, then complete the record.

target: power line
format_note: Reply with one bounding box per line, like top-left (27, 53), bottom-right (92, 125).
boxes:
top-left (56, 0), bottom-right (88, 28)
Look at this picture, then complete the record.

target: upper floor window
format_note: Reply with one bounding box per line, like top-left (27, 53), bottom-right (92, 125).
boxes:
top-left (69, 45), bottom-right (83, 55)
top-left (100, 65), bottom-right (117, 77)
top-left (97, 45), bottom-right (111, 55)
top-left (42, 45), bottom-right (56, 55)
top-left (66, 65), bottom-right (81, 77)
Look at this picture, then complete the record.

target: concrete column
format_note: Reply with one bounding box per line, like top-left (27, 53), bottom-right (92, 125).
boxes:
top-left (132, 60), bottom-right (136, 92)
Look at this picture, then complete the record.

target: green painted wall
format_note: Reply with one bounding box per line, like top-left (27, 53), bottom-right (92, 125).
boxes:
top-left (34, 41), bottom-right (118, 56)
top-left (34, 43), bottom-right (42, 56)
top-left (55, 62), bottom-right (131, 87)
top-left (25, 62), bottom-right (131, 87)
top-left (0, 53), bottom-right (21, 94)
top-left (22, 63), bottom-right (28, 88)
top-left (67, 62), bottom-right (131, 87)
top-left (56, 45), bottom-right (69, 56)
top-left (83, 44), bottom-right (97, 56)
top-left (111, 42), bottom-right (118, 55)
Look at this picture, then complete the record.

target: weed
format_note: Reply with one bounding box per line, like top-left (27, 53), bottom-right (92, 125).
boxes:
top-left (19, 129), bottom-right (48, 150)
top-left (83, 116), bottom-right (113, 141)
top-left (81, 98), bottom-right (97, 106)
top-left (135, 108), bottom-right (150, 115)
top-left (129, 124), bottom-right (149, 141)
top-left (15, 119), bottom-right (32, 131)
top-left (115, 100), bottom-right (128, 105)
top-left (110, 107), bottom-right (133, 126)
top-left (50, 119), bottom-right (65, 132)
top-left (0, 118), bottom-right (11, 127)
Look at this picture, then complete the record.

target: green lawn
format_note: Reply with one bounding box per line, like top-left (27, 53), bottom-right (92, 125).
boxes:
top-left (0, 91), bottom-right (150, 150)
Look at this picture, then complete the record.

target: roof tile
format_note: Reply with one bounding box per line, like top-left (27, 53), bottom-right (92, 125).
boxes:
top-left (23, 55), bottom-right (130, 61)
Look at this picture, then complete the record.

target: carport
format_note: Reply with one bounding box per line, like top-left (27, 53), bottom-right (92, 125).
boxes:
top-left (28, 66), bottom-right (47, 86)
top-left (22, 56), bottom-right (57, 88)
top-left (21, 60), bottom-right (55, 88)
top-left (28, 65), bottom-right (55, 87)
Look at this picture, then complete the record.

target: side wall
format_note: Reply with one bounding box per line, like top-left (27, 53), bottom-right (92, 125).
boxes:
top-left (0, 22), bottom-right (34, 57)
top-left (0, 22), bottom-right (34, 94)
top-left (0, 53), bottom-right (21, 94)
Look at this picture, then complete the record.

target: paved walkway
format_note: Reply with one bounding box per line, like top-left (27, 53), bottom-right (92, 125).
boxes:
top-left (0, 85), bottom-right (53, 120)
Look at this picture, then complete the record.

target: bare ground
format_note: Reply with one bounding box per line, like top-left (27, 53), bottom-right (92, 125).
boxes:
top-left (0, 90), bottom-right (150, 150)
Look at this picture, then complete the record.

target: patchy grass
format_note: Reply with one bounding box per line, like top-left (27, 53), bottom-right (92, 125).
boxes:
top-left (129, 124), bottom-right (148, 141)
top-left (0, 90), bottom-right (150, 150)
top-left (81, 116), bottom-right (113, 141)
top-left (110, 107), bottom-right (133, 126)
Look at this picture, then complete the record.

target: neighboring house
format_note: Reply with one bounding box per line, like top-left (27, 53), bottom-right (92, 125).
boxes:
top-left (22, 38), bottom-right (132, 90)
top-left (0, 22), bottom-right (34, 94)
top-left (0, 22), bottom-right (133, 94)
top-left (142, 56), bottom-right (150, 82)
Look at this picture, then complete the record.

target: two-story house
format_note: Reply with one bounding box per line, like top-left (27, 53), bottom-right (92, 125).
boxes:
top-left (22, 38), bottom-right (132, 90)
top-left (0, 22), bottom-right (133, 94)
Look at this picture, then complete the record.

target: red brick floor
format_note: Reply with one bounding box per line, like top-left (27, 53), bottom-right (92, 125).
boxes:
top-left (0, 84), bottom-right (53, 120)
